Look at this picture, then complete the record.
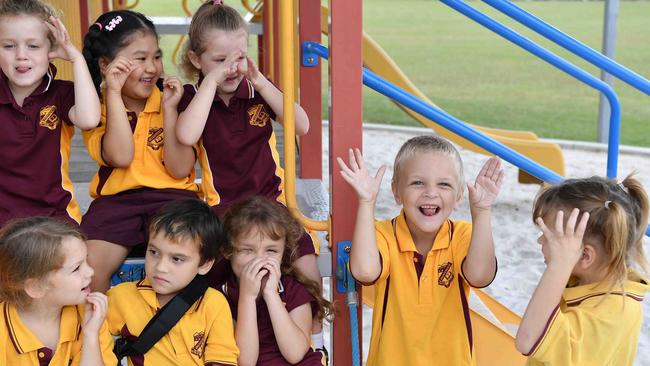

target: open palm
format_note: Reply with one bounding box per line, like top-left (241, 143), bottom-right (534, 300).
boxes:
top-left (337, 148), bottom-right (386, 203)
top-left (468, 156), bottom-right (503, 210)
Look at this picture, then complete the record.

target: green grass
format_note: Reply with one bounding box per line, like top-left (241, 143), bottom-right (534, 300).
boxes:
top-left (136, 0), bottom-right (650, 146)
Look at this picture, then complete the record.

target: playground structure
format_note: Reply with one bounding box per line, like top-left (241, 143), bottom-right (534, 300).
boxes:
top-left (51, 0), bottom-right (650, 365)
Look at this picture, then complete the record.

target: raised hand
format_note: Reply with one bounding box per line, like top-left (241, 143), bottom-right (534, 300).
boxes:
top-left (83, 292), bottom-right (108, 335)
top-left (337, 148), bottom-right (386, 203)
top-left (468, 156), bottom-right (504, 211)
top-left (240, 56), bottom-right (261, 86)
top-left (104, 56), bottom-right (135, 94)
top-left (45, 16), bottom-right (82, 62)
top-left (239, 257), bottom-right (269, 300)
top-left (261, 258), bottom-right (282, 300)
top-left (205, 49), bottom-right (241, 86)
top-left (536, 208), bottom-right (589, 269)
top-left (162, 76), bottom-right (184, 110)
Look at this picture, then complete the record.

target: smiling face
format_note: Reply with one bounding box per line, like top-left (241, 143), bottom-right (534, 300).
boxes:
top-left (108, 32), bottom-right (162, 111)
top-left (229, 226), bottom-right (285, 281)
top-left (0, 14), bottom-right (51, 98)
top-left (145, 230), bottom-right (213, 306)
top-left (190, 27), bottom-right (248, 96)
top-left (42, 237), bottom-right (94, 306)
top-left (392, 151), bottom-right (463, 242)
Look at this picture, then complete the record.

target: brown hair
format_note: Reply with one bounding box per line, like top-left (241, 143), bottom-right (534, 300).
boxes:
top-left (393, 135), bottom-right (465, 196)
top-left (179, 1), bottom-right (247, 81)
top-left (223, 197), bottom-right (333, 322)
top-left (0, 217), bottom-right (84, 308)
top-left (0, 0), bottom-right (60, 47)
top-left (533, 175), bottom-right (649, 289)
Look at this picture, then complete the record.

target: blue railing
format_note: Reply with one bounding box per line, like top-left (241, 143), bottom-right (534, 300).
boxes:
top-left (441, 0), bottom-right (621, 180)
top-left (483, 0), bottom-right (650, 96)
top-left (302, 41), bottom-right (564, 184)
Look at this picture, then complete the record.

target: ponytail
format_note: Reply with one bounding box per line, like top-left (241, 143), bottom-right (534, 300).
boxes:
top-left (621, 175), bottom-right (649, 274)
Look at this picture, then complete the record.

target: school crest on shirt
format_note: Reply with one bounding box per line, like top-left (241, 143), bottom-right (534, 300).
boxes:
top-left (147, 127), bottom-right (164, 150)
top-left (437, 262), bottom-right (454, 288)
top-left (38, 105), bottom-right (59, 130)
top-left (248, 104), bottom-right (270, 127)
top-left (191, 331), bottom-right (206, 357)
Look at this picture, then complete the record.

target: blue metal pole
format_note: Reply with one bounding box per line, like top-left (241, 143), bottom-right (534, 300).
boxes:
top-left (303, 41), bottom-right (564, 184)
top-left (483, 0), bottom-right (650, 96)
top-left (441, 0), bottom-right (620, 179)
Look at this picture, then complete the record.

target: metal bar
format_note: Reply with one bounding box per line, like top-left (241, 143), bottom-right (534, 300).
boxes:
top-left (483, 0), bottom-right (650, 96)
top-left (441, 0), bottom-right (620, 179)
top-left (597, 0), bottom-right (619, 143)
top-left (329, 0), bottom-right (364, 363)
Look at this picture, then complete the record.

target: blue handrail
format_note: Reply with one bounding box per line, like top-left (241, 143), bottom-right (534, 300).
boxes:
top-left (440, 0), bottom-right (621, 180)
top-left (303, 41), bottom-right (564, 184)
top-left (483, 0), bottom-right (650, 96)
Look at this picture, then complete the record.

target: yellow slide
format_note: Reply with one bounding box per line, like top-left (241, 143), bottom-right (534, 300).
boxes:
top-left (320, 6), bottom-right (565, 184)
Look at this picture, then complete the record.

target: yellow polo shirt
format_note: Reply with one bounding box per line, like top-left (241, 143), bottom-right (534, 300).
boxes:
top-left (526, 270), bottom-right (649, 366)
top-left (0, 302), bottom-right (117, 366)
top-left (366, 212), bottom-right (485, 366)
top-left (83, 88), bottom-right (199, 197)
top-left (107, 278), bottom-right (239, 366)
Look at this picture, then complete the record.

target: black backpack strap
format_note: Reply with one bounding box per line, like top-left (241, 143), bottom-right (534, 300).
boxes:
top-left (114, 275), bottom-right (208, 363)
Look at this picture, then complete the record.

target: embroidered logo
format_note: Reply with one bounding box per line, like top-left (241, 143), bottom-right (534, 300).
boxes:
top-left (147, 127), bottom-right (164, 150)
top-left (38, 105), bottom-right (59, 130)
top-left (248, 104), bottom-right (270, 127)
top-left (437, 262), bottom-right (454, 288)
top-left (191, 331), bottom-right (206, 357)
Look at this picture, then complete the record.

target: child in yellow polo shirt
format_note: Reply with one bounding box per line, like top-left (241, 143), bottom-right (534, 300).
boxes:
top-left (516, 175), bottom-right (650, 365)
top-left (106, 199), bottom-right (239, 366)
top-left (0, 217), bottom-right (116, 366)
top-left (337, 135), bottom-right (503, 366)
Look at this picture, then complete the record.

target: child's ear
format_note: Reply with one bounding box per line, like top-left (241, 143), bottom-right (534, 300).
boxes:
top-left (98, 57), bottom-right (110, 75)
top-left (198, 258), bottom-right (215, 275)
top-left (577, 244), bottom-right (597, 270)
top-left (391, 180), bottom-right (402, 205)
top-left (188, 51), bottom-right (202, 71)
top-left (23, 278), bottom-right (49, 300)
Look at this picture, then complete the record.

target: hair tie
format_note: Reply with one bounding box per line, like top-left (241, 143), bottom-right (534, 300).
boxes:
top-left (604, 200), bottom-right (612, 209)
top-left (104, 15), bottom-right (123, 32)
top-left (617, 180), bottom-right (629, 194)
top-left (212, 0), bottom-right (223, 5)
top-left (94, 22), bottom-right (103, 31)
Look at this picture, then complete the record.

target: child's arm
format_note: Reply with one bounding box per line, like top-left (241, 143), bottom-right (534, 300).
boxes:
top-left (78, 292), bottom-right (109, 366)
top-left (101, 56), bottom-right (137, 168)
top-left (262, 259), bottom-right (312, 364)
top-left (45, 17), bottom-right (100, 130)
top-left (161, 76), bottom-right (195, 178)
top-left (176, 52), bottom-right (240, 146)
top-left (235, 257), bottom-right (269, 366)
top-left (515, 209), bottom-right (588, 354)
top-left (241, 57), bottom-right (309, 136)
top-left (337, 148), bottom-right (386, 283)
top-left (462, 157), bottom-right (503, 287)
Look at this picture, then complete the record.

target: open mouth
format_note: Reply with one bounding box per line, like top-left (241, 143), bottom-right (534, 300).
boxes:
top-left (419, 204), bottom-right (440, 217)
top-left (15, 66), bottom-right (31, 73)
top-left (81, 285), bottom-right (91, 294)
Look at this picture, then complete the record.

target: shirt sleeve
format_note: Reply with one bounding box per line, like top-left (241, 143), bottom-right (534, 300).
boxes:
top-left (82, 106), bottom-right (108, 166)
top-left (203, 291), bottom-right (240, 366)
top-left (57, 80), bottom-right (76, 126)
top-left (454, 221), bottom-right (498, 288)
top-left (256, 92), bottom-right (277, 121)
top-left (177, 84), bottom-right (196, 113)
top-left (283, 277), bottom-right (318, 317)
top-left (374, 222), bottom-right (391, 283)
top-left (106, 286), bottom-right (125, 336)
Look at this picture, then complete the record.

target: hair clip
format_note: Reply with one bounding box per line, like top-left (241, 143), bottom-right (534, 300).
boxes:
top-left (617, 180), bottom-right (629, 194)
top-left (212, 0), bottom-right (223, 5)
top-left (104, 15), bottom-right (123, 32)
top-left (604, 200), bottom-right (612, 209)
top-left (94, 22), bottom-right (103, 31)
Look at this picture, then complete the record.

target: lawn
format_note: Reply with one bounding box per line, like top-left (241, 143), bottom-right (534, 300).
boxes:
top-left (135, 0), bottom-right (650, 146)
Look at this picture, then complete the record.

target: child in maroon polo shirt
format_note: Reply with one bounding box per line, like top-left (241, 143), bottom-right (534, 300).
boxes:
top-left (0, 0), bottom-right (101, 228)
top-left (219, 197), bottom-right (332, 366)
top-left (80, 10), bottom-right (200, 292)
top-left (176, 1), bottom-right (327, 357)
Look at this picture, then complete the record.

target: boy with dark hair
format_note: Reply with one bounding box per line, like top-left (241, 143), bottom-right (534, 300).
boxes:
top-left (106, 199), bottom-right (239, 366)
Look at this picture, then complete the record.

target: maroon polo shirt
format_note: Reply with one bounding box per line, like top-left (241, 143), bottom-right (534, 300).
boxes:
top-left (221, 274), bottom-right (323, 366)
top-left (0, 65), bottom-right (79, 227)
top-left (179, 78), bottom-right (281, 213)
